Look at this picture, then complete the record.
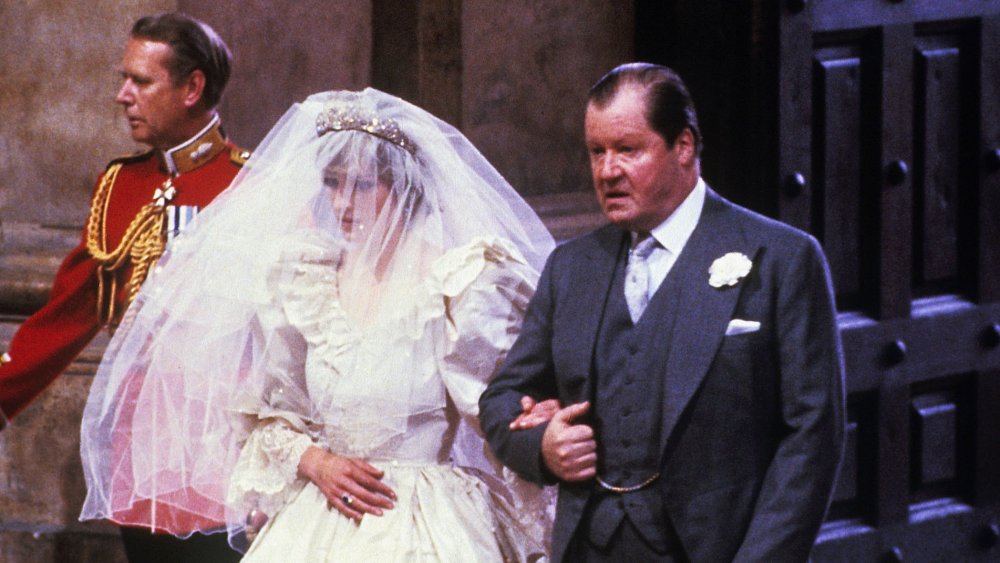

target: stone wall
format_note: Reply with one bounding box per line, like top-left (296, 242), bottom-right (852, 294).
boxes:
top-left (463, 0), bottom-right (633, 197)
top-left (0, 0), bottom-right (170, 227)
top-left (0, 2), bottom-right (628, 560)
top-left (190, 0), bottom-right (374, 148)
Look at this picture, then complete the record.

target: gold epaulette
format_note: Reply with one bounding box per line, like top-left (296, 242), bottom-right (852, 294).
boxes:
top-left (230, 147), bottom-right (251, 166)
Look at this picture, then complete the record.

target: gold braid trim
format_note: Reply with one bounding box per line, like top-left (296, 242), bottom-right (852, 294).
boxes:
top-left (85, 164), bottom-right (168, 326)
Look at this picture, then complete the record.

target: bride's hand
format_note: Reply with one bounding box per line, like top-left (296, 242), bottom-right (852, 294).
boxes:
top-left (509, 396), bottom-right (561, 430)
top-left (298, 446), bottom-right (397, 521)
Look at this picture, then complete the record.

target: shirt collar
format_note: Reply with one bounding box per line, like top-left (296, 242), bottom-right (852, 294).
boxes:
top-left (159, 114), bottom-right (226, 176)
top-left (645, 177), bottom-right (706, 255)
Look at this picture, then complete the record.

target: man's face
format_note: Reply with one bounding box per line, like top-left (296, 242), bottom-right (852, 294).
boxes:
top-left (585, 85), bottom-right (695, 233)
top-left (115, 38), bottom-right (192, 149)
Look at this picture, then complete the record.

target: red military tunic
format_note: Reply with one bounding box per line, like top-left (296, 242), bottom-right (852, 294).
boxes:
top-left (0, 116), bottom-right (248, 423)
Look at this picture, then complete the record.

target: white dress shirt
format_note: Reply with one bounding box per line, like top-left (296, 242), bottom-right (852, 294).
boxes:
top-left (631, 177), bottom-right (706, 300)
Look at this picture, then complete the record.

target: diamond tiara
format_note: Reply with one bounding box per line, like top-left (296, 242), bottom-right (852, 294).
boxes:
top-left (315, 102), bottom-right (417, 155)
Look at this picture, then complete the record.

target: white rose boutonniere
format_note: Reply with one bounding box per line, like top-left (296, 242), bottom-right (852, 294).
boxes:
top-left (708, 252), bottom-right (752, 288)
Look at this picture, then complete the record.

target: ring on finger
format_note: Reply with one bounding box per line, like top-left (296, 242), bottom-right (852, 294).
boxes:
top-left (341, 493), bottom-right (353, 506)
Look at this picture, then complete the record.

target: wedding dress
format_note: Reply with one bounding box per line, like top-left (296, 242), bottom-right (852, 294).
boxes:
top-left (79, 88), bottom-right (555, 561)
top-left (232, 233), bottom-right (548, 562)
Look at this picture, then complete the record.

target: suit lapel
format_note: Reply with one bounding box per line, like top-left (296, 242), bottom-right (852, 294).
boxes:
top-left (657, 190), bottom-right (761, 455)
top-left (562, 226), bottom-right (627, 402)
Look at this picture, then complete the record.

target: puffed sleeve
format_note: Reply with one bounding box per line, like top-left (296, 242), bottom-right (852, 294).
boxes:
top-left (226, 232), bottom-right (340, 529)
top-left (436, 237), bottom-right (538, 419)
top-left (434, 237), bottom-right (555, 552)
top-left (225, 318), bottom-right (315, 527)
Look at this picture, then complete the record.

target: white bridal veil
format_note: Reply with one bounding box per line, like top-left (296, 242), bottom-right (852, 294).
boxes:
top-left (79, 88), bottom-right (555, 545)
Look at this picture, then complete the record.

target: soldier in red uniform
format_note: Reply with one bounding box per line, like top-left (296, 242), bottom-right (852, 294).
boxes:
top-left (0, 12), bottom-right (247, 563)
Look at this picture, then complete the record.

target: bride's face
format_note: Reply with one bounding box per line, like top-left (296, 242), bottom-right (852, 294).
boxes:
top-left (323, 168), bottom-right (393, 238)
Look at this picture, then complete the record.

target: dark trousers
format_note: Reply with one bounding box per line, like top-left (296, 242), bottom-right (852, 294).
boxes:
top-left (119, 526), bottom-right (242, 563)
top-left (565, 515), bottom-right (688, 563)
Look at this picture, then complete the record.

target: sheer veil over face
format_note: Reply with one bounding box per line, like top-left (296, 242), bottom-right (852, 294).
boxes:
top-left (78, 88), bottom-right (555, 545)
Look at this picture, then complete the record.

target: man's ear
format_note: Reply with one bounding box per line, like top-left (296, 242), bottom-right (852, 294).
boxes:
top-left (674, 128), bottom-right (697, 167)
top-left (182, 69), bottom-right (207, 110)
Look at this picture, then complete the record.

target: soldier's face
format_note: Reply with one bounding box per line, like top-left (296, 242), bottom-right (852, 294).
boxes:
top-left (115, 39), bottom-right (191, 149)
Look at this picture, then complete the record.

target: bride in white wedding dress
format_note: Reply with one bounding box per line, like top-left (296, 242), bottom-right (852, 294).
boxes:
top-left (79, 88), bottom-right (555, 562)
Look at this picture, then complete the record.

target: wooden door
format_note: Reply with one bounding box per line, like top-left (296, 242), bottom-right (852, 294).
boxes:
top-left (638, 1), bottom-right (1000, 560)
top-left (779, 3), bottom-right (1000, 560)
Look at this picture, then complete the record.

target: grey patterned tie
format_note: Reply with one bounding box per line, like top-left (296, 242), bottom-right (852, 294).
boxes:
top-left (624, 234), bottom-right (657, 322)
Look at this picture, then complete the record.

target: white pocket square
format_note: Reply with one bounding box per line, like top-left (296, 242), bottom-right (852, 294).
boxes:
top-left (725, 318), bottom-right (760, 336)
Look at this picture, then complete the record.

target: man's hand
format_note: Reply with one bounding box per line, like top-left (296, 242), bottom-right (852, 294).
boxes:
top-left (541, 401), bottom-right (597, 482)
top-left (509, 396), bottom-right (561, 430)
top-left (298, 446), bottom-right (397, 522)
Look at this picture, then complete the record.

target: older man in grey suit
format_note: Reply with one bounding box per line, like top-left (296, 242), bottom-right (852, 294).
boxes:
top-left (479, 63), bottom-right (845, 562)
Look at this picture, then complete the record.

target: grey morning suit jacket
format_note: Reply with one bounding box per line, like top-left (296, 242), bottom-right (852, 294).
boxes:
top-left (479, 188), bottom-right (846, 562)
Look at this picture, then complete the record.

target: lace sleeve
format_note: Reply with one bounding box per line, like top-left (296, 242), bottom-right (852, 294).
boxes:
top-left (225, 309), bottom-right (317, 541)
top-left (226, 244), bottom-right (330, 534)
top-left (227, 418), bottom-right (313, 525)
